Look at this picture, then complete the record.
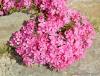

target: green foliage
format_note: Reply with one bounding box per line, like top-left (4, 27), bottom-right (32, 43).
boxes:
top-left (0, 44), bottom-right (12, 55)
top-left (58, 21), bottom-right (75, 34)
top-left (9, 8), bottom-right (18, 14)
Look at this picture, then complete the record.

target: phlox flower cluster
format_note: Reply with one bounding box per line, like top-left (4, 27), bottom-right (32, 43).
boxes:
top-left (8, 0), bottom-right (95, 70)
top-left (0, 0), bottom-right (32, 15)
top-left (0, 0), bottom-right (67, 16)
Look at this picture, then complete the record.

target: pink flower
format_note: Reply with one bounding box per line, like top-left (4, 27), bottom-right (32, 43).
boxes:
top-left (0, 11), bottom-right (4, 16)
top-left (8, 0), bottom-right (95, 71)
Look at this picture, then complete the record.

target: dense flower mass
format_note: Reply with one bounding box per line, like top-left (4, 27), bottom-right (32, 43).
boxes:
top-left (0, 0), bottom-right (67, 16)
top-left (7, 0), bottom-right (95, 70)
top-left (0, 0), bottom-right (32, 15)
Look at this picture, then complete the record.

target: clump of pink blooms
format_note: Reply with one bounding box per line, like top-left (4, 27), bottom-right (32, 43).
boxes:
top-left (8, 0), bottom-right (95, 70)
top-left (0, 0), bottom-right (66, 16)
top-left (0, 0), bottom-right (32, 15)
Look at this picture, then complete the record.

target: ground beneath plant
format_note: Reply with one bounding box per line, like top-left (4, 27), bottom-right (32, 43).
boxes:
top-left (0, 1), bottom-right (100, 76)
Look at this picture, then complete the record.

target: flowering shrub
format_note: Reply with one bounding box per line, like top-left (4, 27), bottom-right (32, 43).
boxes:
top-left (0, 0), bottom-right (32, 15)
top-left (0, 0), bottom-right (67, 16)
top-left (7, 0), bottom-right (95, 70)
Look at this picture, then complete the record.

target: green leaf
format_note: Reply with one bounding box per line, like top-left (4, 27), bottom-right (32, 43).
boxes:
top-left (59, 21), bottom-right (75, 34)
top-left (0, 44), bottom-right (12, 55)
top-left (9, 8), bottom-right (17, 14)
